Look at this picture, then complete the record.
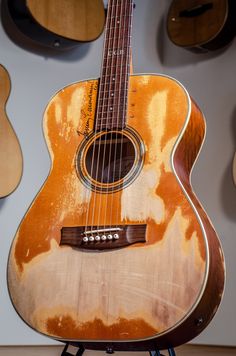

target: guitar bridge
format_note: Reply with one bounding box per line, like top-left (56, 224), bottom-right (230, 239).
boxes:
top-left (60, 224), bottom-right (146, 251)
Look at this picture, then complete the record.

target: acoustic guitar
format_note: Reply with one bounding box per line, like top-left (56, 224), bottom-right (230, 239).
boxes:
top-left (2, 0), bottom-right (105, 50)
top-left (0, 65), bottom-right (23, 198)
top-left (167, 0), bottom-right (236, 52)
top-left (7, 0), bottom-right (225, 351)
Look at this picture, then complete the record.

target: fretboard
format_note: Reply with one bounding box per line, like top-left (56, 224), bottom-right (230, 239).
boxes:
top-left (95, 0), bottom-right (133, 131)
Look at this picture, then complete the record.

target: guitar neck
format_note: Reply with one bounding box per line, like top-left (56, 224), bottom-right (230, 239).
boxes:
top-left (96, 0), bottom-right (134, 131)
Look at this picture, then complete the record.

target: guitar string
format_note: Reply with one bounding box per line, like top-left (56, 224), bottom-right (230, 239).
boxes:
top-left (96, 0), bottom-right (121, 235)
top-left (83, 0), bottom-right (113, 236)
top-left (114, 0), bottom-right (133, 232)
top-left (89, 0), bottom-right (116, 236)
top-left (103, 0), bottom-right (125, 234)
top-left (109, 0), bottom-right (131, 232)
top-left (100, 1), bottom-right (125, 321)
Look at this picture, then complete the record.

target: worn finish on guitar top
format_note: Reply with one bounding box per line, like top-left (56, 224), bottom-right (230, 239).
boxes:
top-left (7, 74), bottom-right (225, 349)
top-left (0, 64), bottom-right (22, 198)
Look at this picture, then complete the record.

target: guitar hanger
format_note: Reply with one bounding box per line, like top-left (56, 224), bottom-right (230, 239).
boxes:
top-left (61, 343), bottom-right (176, 356)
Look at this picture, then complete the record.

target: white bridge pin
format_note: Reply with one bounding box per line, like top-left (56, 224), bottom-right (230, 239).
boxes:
top-left (107, 234), bottom-right (113, 240)
top-left (101, 235), bottom-right (107, 241)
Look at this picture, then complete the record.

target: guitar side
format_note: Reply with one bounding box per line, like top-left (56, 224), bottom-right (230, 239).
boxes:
top-left (0, 64), bottom-right (23, 198)
top-left (7, 75), bottom-right (225, 350)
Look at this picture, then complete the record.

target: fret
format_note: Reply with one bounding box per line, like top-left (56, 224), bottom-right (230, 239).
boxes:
top-left (110, 2), bottom-right (132, 7)
top-left (96, 119), bottom-right (125, 122)
top-left (110, 14), bottom-right (132, 18)
top-left (97, 110), bottom-right (127, 117)
top-left (100, 82), bottom-right (128, 89)
top-left (99, 79), bottom-right (128, 85)
top-left (98, 88), bottom-right (128, 94)
top-left (98, 87), bottom-right (128, 95)
top-left (101, 75), bottom-right (128, 83)
top-left (96, 120), bottom-right (126, 125)
top-left (106, 26), bottom-right (132, 31)
top-left (100, 64), bottom-right (130, 72)
top-left (98, 95), bottom-right (127, 102)
top-left (97, 105), bottom-right (127, 111)
top-left (97, 108), bottom-right (126, 114)
top-left (96, 119), bottom-right (126, 125)
top-left (105, 22), bottom-right (131, 30)
top-left (97, 101), bottom-right (126, 105)
top-left (96, 125), bottom-right (125, 129)
top-left (103, 53), bottom-right (130, 60)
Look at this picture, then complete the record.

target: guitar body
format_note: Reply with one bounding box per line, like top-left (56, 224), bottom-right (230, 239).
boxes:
top-left (167, 0), bottom-right (236, 52)
top-left (0, 65), bottom-right (22, 198)
top-left (8, 75), bottom-right (225, 350)
top-left (2, 0), bottom-right (105, 50)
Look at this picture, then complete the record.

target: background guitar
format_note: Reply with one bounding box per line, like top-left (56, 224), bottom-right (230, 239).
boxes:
top-left (167, 0), bottom-right (236, 52)
top-left (0, 64), bottom-right (23, 198)
top-left (2, 0), bottom-right (105, 50)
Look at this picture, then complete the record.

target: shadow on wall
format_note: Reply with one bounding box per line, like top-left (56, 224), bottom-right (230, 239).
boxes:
top-left (0, 198), bottom-right (6, 210)
top-left (220, 106), bottom-right (236, 221)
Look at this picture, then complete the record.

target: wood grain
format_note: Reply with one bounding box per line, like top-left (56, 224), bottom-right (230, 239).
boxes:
top-left (7, 75), bottom-right (225, 350)
top-left (0, 64), bottom-right (23, 198)
top-left (26, 0), bottom-right (105, 42)
top-left (167, 0), bottom-right (235, 51)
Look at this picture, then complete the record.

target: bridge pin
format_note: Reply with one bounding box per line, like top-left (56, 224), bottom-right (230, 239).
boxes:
top-left (113, 233), bottom-right (119, 239)
top-left (107, 234), bottom-right (113, 240)
top-left (83, 236), bottom-right (89, 242)
top-left (95, 235), bottom-right (100, 241)
top-left (89, 236), bottom-right (95, 242)
top-left (101, 235), bottom-right (107, 241)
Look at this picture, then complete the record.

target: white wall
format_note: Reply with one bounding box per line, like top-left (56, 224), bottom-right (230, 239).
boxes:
top-left (0, 0), bottom-right (235, 347)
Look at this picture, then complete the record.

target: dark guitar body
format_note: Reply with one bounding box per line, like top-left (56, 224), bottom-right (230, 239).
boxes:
top-left (167, 0), bottom-right (236, 52)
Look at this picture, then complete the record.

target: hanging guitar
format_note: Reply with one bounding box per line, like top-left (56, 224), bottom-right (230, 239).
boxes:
top-left (1, 0), bottom-right (105, 50)
top-left (0, 64), bottom-right (23, 198)
top-left (167, 0), bottom-right (236, 52)
top-left (7, 0), bottom-right (225, 351)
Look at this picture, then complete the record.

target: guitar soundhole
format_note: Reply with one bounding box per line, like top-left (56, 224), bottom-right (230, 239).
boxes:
top-left (85, 132), bottom-right (135, 184)
top-left (77, 128), bottom-right (144, 193)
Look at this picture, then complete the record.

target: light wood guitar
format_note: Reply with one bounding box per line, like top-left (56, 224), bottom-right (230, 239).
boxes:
top-left (0, 65), bottom-right (22, 198)
top-left (7, 0), bottom-right (225, 351)
top-left (2, 0), bottom-right (105, 50)
top-left (167, 0), bottom-right (236, 52)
